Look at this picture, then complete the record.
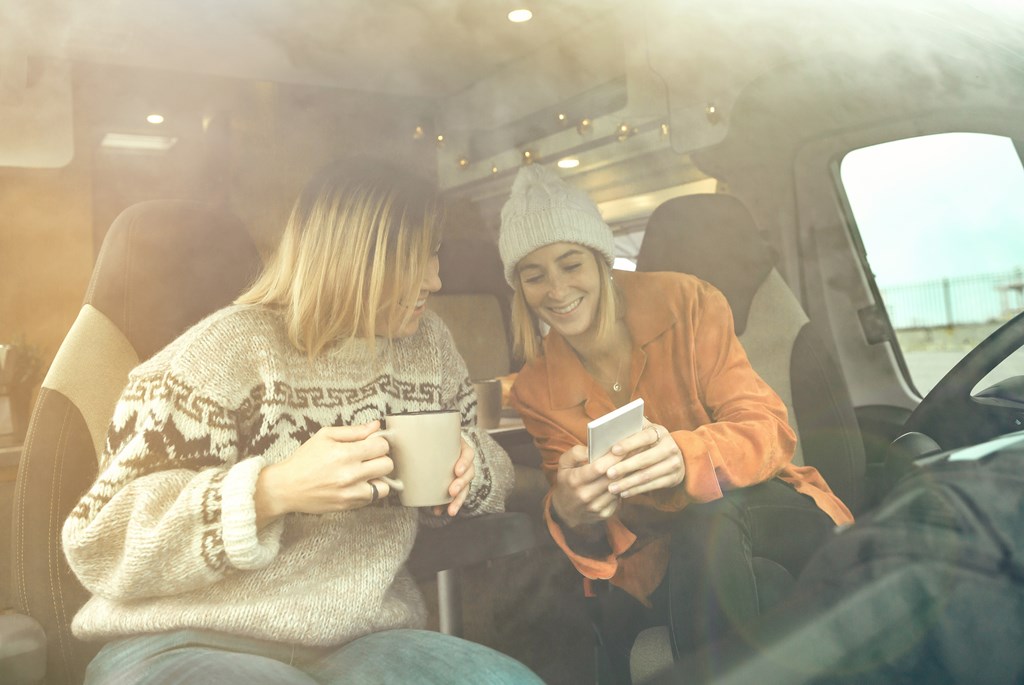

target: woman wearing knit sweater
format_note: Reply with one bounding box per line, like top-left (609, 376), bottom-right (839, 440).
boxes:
top-left (499, 165), bottom-right (853, 683)
top-left (63, 161), bottom-right (541, 684)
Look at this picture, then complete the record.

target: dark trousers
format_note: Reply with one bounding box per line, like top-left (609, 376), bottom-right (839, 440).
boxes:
top-left (596, 479), bottom-right (836, 684)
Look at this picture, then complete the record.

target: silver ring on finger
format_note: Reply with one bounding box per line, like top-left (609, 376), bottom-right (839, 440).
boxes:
top-left (369, 480), bottom-right (380, 504)
top-left (647, 425), bottom-right (661, 444)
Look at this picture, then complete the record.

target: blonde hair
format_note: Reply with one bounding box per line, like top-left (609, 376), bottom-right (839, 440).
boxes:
top-left (511, 249), bottom-right (620, 362)
top-left (237, 161), bottom-right (444, 357)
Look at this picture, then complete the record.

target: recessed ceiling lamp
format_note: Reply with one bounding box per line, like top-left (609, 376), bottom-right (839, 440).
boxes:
top-left (508, 9), bottom-right (533, 23)
top-left (557, 158), bottom-right (580, 169)
top-left (101, 133), bottom-right (177, 151)
top-left (146, 114), bottom-right (164, 124)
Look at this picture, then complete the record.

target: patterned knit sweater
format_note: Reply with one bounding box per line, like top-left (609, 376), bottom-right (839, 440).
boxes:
top-left (62, 304), bottom-right (513, 646)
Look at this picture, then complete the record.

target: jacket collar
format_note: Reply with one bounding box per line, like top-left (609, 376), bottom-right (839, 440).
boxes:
top-left (543, 271), bottom-right (677, 412)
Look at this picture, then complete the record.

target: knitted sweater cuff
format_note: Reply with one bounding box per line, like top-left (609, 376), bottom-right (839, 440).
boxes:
top-left (221, 457), bottom-right (283, 570)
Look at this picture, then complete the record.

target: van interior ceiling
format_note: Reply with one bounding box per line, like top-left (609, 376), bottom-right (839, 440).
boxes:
top-left (2, 0), bottom-right (1018, 364)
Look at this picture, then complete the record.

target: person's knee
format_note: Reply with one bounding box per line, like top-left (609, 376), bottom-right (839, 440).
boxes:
top-left (670, 491), bottom-right (748, 553)
top-left (322, 629), bottom-right (543, 684)
top-left (98, 648), bottom-right (315, 685)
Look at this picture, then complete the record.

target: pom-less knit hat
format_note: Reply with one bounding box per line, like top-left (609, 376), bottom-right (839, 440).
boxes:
top-left (498, 165), bottom-right (615, 286)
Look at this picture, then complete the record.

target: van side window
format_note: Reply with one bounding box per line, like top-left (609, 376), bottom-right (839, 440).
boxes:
top-left (840, 132), bottom-right (1024, 396)
top-left (612, 226), bottom-right (644, 271)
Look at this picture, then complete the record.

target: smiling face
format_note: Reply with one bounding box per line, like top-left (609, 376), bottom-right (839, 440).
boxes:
top-left (374, 250), bottom-right (442, 338)
top-left (517, 242), bottom-right (603, 344)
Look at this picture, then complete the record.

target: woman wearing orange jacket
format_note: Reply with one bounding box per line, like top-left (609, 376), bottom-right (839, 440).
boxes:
top-left (499, 165), bottom-right (853, 682)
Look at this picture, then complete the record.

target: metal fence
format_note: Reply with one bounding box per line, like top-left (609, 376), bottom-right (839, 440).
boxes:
top-left (880, 268), bottom-right (1024, 330)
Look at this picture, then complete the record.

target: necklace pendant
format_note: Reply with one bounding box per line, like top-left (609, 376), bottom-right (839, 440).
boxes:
top-left (612, 382), bottom-right (621, 392)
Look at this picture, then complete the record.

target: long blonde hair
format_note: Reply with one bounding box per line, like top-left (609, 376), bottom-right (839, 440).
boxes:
top-left (237, 161), bottom-right (444, 357)
top-left (511, 250), bottom-right (620, 362)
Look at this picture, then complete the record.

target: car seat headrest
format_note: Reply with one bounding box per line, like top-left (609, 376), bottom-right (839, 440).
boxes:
top-left (85, 200), bottom-right (263, 361)
top-left (437, 236), bottom-right (512, 300)
top-left (636, 194), bottom-right (776, 335)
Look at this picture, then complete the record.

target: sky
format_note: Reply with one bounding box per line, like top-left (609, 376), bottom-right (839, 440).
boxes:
top-left (841, 132), bottom-right (1024, 289)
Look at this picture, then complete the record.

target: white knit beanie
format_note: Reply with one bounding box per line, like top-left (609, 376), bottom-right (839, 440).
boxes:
top-left (498, 165), bottom-right (615, 286)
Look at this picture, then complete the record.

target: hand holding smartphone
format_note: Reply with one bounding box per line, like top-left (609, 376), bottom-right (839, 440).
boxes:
top-left (587, 398), bottom-right (645, 463)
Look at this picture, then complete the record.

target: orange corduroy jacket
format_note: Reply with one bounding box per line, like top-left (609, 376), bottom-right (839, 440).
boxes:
top-left (510, 270), bottom-right (854, 603)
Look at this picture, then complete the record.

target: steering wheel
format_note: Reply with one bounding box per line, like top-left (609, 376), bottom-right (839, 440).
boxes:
top-left (901, 308), bottom-right (1024, 451)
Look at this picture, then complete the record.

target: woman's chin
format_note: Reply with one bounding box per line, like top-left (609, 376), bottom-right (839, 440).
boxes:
top-left (394, 315), bottom-right (424, 338)
top-left (544, 315), bottom-right (593, 341)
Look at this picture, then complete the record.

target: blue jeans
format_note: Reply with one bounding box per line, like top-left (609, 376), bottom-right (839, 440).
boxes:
top-left (84, 628), bottom-right (544, 684)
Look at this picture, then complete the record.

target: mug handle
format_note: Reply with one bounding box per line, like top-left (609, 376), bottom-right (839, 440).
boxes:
top-left (370, 429), bottom-right (404, 492)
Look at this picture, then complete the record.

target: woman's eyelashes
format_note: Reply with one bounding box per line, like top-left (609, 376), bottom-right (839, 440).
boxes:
top-left (523, 263), bottom-right (582, 285)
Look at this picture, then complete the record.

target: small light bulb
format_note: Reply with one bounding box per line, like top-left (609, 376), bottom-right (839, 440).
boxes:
top-left (508, 9), bottom-right (533, 23)
top-left (458, 157), bottom-right (470, 169)
top-left (146, 114), bottom-right (164, 125)
top-left (436, 134), bottom-right (445, 148)
top-left (557, 158), bottom-right (580, 169)
top-left (522, 150), bottom-right (534, 165)
top-left (491, 165), bottom-right (499, 174)
top-left (557, 113), bottom-right (567, 122)
top-left (413, 126), bottom-right (425, 140)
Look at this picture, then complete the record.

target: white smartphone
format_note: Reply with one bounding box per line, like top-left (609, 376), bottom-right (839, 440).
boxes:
top-left (587, 398), bottom-right (645, 463)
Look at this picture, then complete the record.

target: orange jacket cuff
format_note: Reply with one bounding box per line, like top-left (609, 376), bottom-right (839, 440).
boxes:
top-left (647, 430), bottom-right (723, 510)
top-left (543, 495), bottom-right (638, 579)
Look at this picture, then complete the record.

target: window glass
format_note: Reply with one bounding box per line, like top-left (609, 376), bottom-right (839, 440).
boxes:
top-left (612, 227), bottom-right (644, 271)
top-left (840, 132), bottom-right (1024, 395)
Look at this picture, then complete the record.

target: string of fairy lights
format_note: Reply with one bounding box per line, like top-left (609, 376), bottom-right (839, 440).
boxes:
top-left (411, 112), bottom-right (684, 175)
top-left (409, 5), bottom-right (724, 178)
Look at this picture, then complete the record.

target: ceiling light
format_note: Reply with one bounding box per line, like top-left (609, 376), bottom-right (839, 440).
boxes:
top-left (101, 133), bottom-right (177, 151)
top-left (557, 158), bottom-right (580, 169)
top-left (508, 9), bottom-right (533, 23)
top-left (146, 114), bottom-right (164, 125)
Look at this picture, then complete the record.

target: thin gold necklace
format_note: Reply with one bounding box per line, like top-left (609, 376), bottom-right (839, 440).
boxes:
top-left (589, 355), bottom-right (625, 393)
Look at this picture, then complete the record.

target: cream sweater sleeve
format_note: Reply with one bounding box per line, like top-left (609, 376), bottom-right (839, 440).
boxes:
top-left (62, 366), bottom-right (284, 602)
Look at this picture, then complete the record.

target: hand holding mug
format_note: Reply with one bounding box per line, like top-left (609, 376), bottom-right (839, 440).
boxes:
top-left (431, 436), bottom-right (475, 517)
top-left (255, 421), bottom-right (394, 528)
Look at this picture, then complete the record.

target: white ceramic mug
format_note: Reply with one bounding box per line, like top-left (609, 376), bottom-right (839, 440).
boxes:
top-left (373, 410), bottom-right (462, 507)
top-left (473, 379), bottom-right (503, 430)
